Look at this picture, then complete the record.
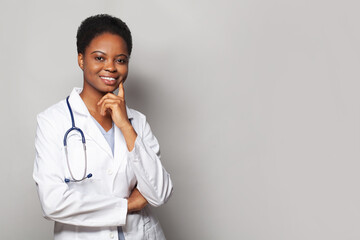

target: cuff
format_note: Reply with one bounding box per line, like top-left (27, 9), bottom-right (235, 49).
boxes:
top-left (116, 198), bottom-right (128, 226)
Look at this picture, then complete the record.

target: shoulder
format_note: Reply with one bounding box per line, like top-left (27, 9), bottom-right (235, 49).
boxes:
top-left (127, 107), bottom-right (147, 122)
top-left (126, 107), bottom-right (152, 136)
top-left (127, 107), bottom-right (160, 150)
top-left (35, 99), bottom-right (69, 143)
top-left (37, 99), bottom-right (68, 126)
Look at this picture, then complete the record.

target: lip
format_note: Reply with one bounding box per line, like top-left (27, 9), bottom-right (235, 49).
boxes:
top-left (99, 75), bottom-right (118, 86)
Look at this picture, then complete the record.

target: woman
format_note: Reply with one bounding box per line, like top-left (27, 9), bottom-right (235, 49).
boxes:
top-left (33, 14), bottom-right (173, 240)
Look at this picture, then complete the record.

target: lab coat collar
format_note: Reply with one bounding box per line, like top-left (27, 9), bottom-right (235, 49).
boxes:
top-left (68, 87), bottom-right (134, 119)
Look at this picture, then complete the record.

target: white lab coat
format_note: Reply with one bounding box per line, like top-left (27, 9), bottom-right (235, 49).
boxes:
top-left (33, 88), bottom-right (173, 240)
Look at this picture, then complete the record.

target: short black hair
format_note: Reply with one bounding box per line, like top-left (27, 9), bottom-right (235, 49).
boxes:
top-left (76, 14), bottom-right (132, 55)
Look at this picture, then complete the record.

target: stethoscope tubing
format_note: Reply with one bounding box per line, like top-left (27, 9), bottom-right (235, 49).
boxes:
top-left (63, 96), bottom-right (92, 183)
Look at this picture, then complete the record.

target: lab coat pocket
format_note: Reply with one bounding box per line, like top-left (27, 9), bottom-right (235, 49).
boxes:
top-left (145, 221), bottom-right (166, 240)
top-left (122, 211), bottom-right (145, 240)
top-left (65, 177), bottom-right (104, 195)
top-left (123, 211), bottom-right (143, 233)
top-left (143, 207), bottom-right (165, 240)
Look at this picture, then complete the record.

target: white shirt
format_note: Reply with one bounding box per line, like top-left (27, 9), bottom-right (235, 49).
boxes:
top-left (33, 88), bottom-right (173, 240)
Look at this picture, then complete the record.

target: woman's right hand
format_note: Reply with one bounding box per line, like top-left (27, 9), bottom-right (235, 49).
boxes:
top-left (127, 188), bottom-right (148, 212)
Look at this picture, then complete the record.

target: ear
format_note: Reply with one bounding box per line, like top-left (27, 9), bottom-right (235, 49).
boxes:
top-left (78, 53), bottom-right (84, 70)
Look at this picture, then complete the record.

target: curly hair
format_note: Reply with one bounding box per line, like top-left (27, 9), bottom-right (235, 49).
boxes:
top-left (76, 14), bottom-right (132, 55)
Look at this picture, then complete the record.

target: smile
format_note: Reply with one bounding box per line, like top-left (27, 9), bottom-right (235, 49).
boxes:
top-left (100, 76), bottom-right (118, 86)
top-left (100, 76), bottom-right (116, 81)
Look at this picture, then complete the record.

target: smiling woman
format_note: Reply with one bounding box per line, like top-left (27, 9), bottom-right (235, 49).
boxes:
top-left (79, 33), bottom-right (129, 94)
top-left (79, 32), bottom-right (131, 132)
top-left (33, 14), bottom-right (173, 240)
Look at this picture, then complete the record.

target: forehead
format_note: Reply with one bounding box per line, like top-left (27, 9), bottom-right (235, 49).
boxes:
top-left (85, 32), bottom-right (128, 55)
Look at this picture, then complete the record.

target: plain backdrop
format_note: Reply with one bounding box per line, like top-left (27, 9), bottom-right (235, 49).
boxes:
top-left (1, 0), bottom-right (360, 239)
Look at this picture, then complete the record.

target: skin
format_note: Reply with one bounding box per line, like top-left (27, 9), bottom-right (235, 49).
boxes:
top-left (78, 32), bottom-right (147, 212)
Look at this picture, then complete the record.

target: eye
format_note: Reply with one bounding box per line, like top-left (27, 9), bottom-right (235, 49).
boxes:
top-left (95, 56), bottom-right (104, 61)
top-left (116, 58), bottom-right (128, 64)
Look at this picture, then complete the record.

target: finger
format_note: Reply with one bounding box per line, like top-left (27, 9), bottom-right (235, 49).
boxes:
top-left (117, 82), bottom-right (125, 98)
top-left (99, 100), bottom-right (112, 116)
top-left (99, 102), bottom-right (107, 116)
top-left (97, 92), bottom-right (118, 106)
top-left (97, 94), bottom-right (110, 106)
top-left (99, 99), bottom-right (111, 116)
top-left (100, 99), bottom-right (120, 116)
top-left (102, 103), bottom-right (112, 116)
top-left (100, 98), bottom-right (121, 109)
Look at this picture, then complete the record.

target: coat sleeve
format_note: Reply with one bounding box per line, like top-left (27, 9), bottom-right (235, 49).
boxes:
top-left (33, 113), bottom-right (128, 227)
top-left (127, 117), bottom-right (173, 207)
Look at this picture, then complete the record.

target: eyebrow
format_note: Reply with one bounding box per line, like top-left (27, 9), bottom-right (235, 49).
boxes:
top-left (90, 50), bottom-right (129, 58)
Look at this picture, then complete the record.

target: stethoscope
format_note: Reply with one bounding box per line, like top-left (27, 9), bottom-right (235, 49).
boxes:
top-left (63, 96), bottom-right (92, 183)
top-left (63, 96), bottom-right (132, 183)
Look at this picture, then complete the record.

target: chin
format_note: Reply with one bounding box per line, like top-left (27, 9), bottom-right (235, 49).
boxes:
top-left (97, 86), bottom-right (117, 94)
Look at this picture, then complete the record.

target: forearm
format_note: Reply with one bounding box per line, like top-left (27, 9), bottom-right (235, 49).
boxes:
top-left (120, 123), bottom-right (137, 151)
top-left (127, 188), bottom-right (148, 212)
top-left (127, 136), bottom-right (173, 207)
top-left (34, 180), bottom-right (128, 227)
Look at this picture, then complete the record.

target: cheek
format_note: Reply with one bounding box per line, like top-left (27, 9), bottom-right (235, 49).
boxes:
top-left (119, 65), bottom-right (129, 75)
top-left (84, 62), bottom-right (102, 74)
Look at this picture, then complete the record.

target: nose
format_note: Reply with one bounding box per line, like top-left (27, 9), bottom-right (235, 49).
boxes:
top-left (105, 60), bottom-right (117, 72)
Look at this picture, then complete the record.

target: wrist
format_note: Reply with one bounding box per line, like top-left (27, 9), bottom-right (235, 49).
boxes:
top-left (118, 122), bottom-right (137, 151)
top-left (127, 196), bottom-right (135, 211)
top-left (119, 122), bottom-right (133, 131)
top-left (115, 117), bottom-right (131, 130)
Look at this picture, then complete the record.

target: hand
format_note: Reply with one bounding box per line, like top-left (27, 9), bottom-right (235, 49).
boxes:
top-left (127, 188), bottom-right (148, 212)
top-left (97, 82), bottom-right (131, 130)
top-left (98, 82), bottom-right (137, 151)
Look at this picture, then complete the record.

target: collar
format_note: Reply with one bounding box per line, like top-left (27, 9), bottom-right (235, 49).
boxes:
top-left (67, 87), bottom-right (134, 119)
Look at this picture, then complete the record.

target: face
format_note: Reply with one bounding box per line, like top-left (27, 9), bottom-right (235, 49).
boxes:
top-left (78, 32), bottom-right (129, 94)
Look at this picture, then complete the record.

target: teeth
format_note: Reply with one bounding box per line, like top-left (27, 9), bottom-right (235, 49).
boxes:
top-left (101, 77), bottom-right (115, 81)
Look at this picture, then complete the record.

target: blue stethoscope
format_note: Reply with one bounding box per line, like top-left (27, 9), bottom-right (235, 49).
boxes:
top-left (63, 96), bottom-right (92, 183)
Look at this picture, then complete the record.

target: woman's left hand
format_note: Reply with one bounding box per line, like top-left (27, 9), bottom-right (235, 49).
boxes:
top-left (97, 82), bottom-right (131, 130)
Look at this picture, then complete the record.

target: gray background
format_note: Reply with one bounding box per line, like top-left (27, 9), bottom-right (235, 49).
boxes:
top-left (1, 0), bottom-right (360, 239)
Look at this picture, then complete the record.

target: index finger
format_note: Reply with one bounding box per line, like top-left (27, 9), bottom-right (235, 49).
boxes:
top-left (117, 82), bottom-right (125, 98)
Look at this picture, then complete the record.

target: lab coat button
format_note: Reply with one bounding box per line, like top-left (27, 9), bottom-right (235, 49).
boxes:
top-left (107, 169), bottom-right (113, 175)
top-left (110, 232), bottom-right (114, 239)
